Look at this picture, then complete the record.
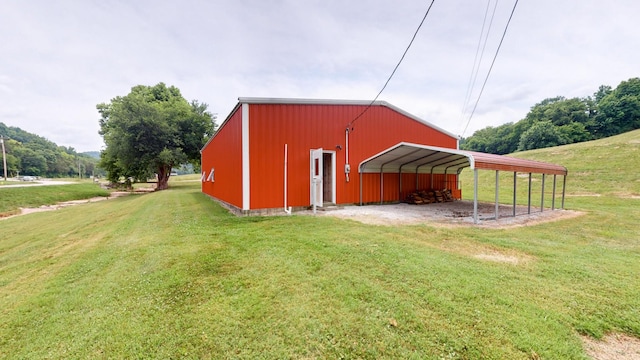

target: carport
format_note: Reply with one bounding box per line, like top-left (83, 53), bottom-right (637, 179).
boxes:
top-left (358, 142), bottom-right (568, 223)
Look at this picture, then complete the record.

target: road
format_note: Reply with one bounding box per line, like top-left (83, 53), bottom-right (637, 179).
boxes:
top-left (0, 180), bottom-right (76, 188)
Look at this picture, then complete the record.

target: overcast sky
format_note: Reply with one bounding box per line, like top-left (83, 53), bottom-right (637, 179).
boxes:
top-left (1, 0), bottom-right (638, 152)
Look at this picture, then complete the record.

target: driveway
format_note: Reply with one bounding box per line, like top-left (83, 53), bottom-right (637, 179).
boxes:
top-left (0, 179), bottom-right (75, 188)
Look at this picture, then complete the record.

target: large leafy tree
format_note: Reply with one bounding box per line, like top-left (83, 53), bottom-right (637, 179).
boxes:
top-left (594, 77), bottom-right (640, 138)
top-left (517, 121), bottom-right (568, 151)
top-left (98, 83), bottom-right (214, 190)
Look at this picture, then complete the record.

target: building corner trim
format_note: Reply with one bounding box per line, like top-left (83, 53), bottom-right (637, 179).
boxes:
top-left (242, 103), bottom-right (250, 210)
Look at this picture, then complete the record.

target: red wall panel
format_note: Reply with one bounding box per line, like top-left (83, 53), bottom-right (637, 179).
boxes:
top-left (247, 103), bottom-right (459, 209)
top-left (201, 107), bottom-right (243, 208)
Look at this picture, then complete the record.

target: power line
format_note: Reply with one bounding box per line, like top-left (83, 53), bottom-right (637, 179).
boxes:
top-left (347, 0), bottom-right (437, 129)
top-left (460, 0), bottom-right (498, 122)
top-left (461, 0), bottom-right (519, 138)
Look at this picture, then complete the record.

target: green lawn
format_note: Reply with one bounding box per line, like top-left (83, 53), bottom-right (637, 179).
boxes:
top-left (0, 133), bottom-right (639, 359)
top-left (0, 183), bottom-right (110, 217)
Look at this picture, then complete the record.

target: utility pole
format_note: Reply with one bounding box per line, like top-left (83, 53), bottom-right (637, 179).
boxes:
top-left (1, 136), bottom-right (7, 181)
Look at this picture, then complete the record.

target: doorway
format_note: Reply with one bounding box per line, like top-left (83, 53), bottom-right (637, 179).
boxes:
top-left (310, 149), bottom-right (336, 206)
top-left (323, 153), bottom-right (333, 204)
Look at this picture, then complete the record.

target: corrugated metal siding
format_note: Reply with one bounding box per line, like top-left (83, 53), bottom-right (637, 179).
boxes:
top-left (469, 151), bottom-right (567, 175)
top-left (247, 103), bottom-right (459, 209)
top-left (201, 107), bottom-right (244, 208)
top-left (399, 173), bottom-right (460, 201)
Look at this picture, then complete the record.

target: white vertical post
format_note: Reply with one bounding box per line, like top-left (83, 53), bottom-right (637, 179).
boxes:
top-left (284, 144), bottom-right (291, 215)
top-left (495, 170), bottom-right (499, 220)
top-left (241, 103), bottom-right (250, 211)
top-left (513, 172), bottom-right (517, 217)
top-left (540, 174), bottom-right (546, 212)
top-left (473, 168), bottom-right (479, 224)
top-left (527, 173), bottom-right (532, 214)
top-left (312, 177), bottom-right (317, 214)
top-left (345, 128), bottom-right (350, 183)
top-left (552, 174), bottom-right (557, 210)
top-left (561, 175), bottom-right (567, 209)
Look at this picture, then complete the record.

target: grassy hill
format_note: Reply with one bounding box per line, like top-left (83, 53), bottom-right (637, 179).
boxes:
top-left (460, 129), bottom-right (640, 209)
top-left (0, 136), bottom-right (639, 358)
top-left (509, 129), bottom-right (640, 197)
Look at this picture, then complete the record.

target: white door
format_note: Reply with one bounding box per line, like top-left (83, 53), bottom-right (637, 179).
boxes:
top-left (310, 148), bottom-right (323, 207)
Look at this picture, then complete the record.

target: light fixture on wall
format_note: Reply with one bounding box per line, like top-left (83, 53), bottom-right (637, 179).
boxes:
top-left (336, 145), bottom-right (342, 150)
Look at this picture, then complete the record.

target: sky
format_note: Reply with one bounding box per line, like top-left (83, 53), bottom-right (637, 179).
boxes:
top-left (1, 0), bottom-right (638, 152)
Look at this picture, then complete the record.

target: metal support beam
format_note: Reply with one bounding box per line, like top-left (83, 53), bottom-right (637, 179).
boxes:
top-left (473, 168), bottom-right (479, 224)
top-left (513, 172), bottom-right (517, 217)
top-left (552, 174), bottom-right (557, 210)
top-left (398, 171), bottom-right (402, 202)
top-left (359, 171), bottom-right (363, 206)
top-left (561, 175), bottom-right (567, 209)
top-left (527, 173), bottom-right (532, 214)
top-left (495, 170), bottom-right (500, 220)
top-left (380, 171), bottom-right (384, 205)
top-left (541, 174), bottom-right (546, 212)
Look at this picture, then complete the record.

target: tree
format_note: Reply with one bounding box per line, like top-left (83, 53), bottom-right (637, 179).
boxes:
top-left (557, 122), bottom-right (591, 144)
top-left (517, 121), bottom-right (568, 151)
top-left (461, 122), bottom-right (522, 155)
top-left (594, 78), bottom-right (640, 138)
top-left (459, 77), bottom-right (640, 155)
top-left (13, 147), bottom-right (47, 176)
top-left (594, 85), bottom-right (612, 103)
top-left (98, 83), bottom-right (215, 190)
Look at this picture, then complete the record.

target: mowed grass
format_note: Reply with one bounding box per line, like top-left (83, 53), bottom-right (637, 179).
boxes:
top-left (1, 134), bottom-right (639, 359)
top-left (0, 183), bottom-right (110, 216)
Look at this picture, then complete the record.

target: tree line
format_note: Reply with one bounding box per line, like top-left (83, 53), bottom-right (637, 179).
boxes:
top-left (461, 77), bottom-right (640, 154)
top-left (0, 122), bottom-right (100, 178)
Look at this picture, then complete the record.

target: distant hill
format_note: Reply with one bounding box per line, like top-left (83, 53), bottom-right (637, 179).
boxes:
top-left (0, 122), bottom-right (100, 177)
top-left (81, 151), bottom-right (100, 159)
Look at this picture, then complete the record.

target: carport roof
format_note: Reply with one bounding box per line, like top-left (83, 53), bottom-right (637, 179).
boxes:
top-left (359, 142), bottom-right (567, 176)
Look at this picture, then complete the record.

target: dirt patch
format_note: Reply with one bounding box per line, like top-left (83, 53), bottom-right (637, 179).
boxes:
top-left (611, 192), bottom-right (640, 200)
top-left (438, 240), bottom-right (534, 265)
top-left (474, 253), bottom-right (523, 264)
top-left (313, 201), bottom-right (583, 229)
top-left (567, 192), bottom-right (602, 197)
top-left (582, 333), bottom-right (640, 360)
top-left (1, 191), bottom-right (135, 220)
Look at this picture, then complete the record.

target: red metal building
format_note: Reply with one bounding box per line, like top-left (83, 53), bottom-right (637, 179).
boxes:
top-left (201, 97), bottom-right (464, 214)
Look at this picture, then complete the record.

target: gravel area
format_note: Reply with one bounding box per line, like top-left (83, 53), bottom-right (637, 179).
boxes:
top-left (311, 200), bottom-right (582, 228)
top-left (582, 333), bottom-right (640, 360)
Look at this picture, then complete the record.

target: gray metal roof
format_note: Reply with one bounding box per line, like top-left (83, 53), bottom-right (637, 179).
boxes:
top-left (237, 97), bottom-right (459, 140)
top-left (359, 142), bottom-right (567, 175)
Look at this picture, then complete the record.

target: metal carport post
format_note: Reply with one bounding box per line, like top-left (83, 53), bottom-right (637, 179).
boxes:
top-left (473, 169), bottom-right (479, 224)
top-left (495, 170), bottom-right (500, 220)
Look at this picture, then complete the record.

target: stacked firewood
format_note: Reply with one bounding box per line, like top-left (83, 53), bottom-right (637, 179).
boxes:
top-left (441, 189), bottom-right (454, 202)
top-left (405, 189), bottom-right (454, 205)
